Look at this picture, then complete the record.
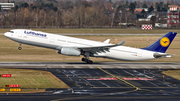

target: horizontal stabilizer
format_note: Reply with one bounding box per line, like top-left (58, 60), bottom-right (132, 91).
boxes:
top-left (153, 53), bottom-right (172, 58)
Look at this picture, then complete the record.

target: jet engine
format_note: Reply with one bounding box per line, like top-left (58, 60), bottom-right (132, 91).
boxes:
top-left (57, 47), bottom-right (80, 56)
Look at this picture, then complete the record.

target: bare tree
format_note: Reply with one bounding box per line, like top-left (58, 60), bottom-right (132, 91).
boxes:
top-left (117, 6), bottom-right (126, 24)
top-left (0, 13), bottom-right (4, 26)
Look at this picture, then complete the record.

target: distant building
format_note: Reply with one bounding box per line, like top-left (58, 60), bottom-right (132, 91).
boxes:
top-left (155, 23), bottom-right (167, 28)
top-left (127, 8), bottom-right (148, 14)
top-left (167, 5), bottom-right (179, 28)
top-left (24, 0), bottom-right (36, 4)
top-left (138, 11), bottom-right (155, 22)
top-left (0, 3), bottom-right (14, 10)
top-left (134, 8), bottom-right (148, 14)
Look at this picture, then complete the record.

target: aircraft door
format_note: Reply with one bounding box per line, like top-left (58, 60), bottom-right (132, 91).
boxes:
top-left (138, 51), bottom-right (142, 57)
top-left (23, 30), bottom-right (28, 39)
top-left (49, 36), bottom-right (54, 43)
top-left (17, 31), bottom-right (22, 38)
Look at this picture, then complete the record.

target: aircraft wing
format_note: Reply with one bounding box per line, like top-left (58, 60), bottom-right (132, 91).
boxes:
top-left (79, 41), bottom-right (125, 54)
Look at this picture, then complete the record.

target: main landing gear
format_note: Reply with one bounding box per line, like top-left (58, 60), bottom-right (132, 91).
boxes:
top-left (81, 52), bottom-right (93, 64)
top-left (81, 57), bottom-right (93, 64)
top-left (18, 43), bottom-right (22, 50)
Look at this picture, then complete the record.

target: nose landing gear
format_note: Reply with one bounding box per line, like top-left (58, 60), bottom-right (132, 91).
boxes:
top-left (18, 43), bottom-right (22, 50)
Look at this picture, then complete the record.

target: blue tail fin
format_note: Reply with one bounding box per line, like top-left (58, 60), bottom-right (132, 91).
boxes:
top-left (142, 32), bottom-right (177, 53)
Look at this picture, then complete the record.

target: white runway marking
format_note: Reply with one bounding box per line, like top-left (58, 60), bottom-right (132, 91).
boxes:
top-left (0, 62), bottom-right (180, 69)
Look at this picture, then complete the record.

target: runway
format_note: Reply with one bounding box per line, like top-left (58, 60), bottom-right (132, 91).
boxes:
top-left (0, 62), bottom-right (180, 101)
top-left (0, 62), bottom-right (180, 69)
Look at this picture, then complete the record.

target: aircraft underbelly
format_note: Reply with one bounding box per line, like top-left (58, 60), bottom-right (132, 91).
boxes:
top-left (105, 49), bottom-right (154, 61)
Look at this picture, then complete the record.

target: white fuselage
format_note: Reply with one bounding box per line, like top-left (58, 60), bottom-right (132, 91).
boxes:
top-left (4, 29), bottom-right (158, 61)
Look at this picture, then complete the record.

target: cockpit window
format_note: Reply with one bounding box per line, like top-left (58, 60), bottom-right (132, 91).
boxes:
top-left (9, 31), bottom-right (14, 33)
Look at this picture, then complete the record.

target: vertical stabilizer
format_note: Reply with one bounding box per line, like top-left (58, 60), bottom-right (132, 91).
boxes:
top-left (142, 32), bottom-right (177, 53)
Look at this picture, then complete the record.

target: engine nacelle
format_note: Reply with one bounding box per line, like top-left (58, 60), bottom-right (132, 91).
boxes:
top-left (57, 47), bottom-right (80, 56)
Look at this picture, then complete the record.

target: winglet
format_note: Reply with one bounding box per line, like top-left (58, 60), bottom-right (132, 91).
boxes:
top-left (117, 41), bottom-right (125, 46)
top-left (103, 39), bottom-right (110, 44)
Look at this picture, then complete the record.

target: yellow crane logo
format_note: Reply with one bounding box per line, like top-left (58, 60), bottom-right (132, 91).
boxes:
top-left (160, 37), bottom-right (170, 47)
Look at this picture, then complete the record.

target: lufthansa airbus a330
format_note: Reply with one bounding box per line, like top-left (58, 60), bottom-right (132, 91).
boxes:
top-left (4, 29), bottom-right (177, 63)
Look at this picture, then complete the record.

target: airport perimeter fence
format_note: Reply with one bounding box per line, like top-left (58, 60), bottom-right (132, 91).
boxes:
top-left (0, 26), bottom-right (179, 29)
top-left (0, 26), bottom-right (134, 29)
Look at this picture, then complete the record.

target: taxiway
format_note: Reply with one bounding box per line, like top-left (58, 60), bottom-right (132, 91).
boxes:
top-left (0, 62), bottom-right (180, 101)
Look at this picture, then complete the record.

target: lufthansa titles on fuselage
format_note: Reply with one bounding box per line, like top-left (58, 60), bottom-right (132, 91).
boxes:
top-left (24, 31), bottom-right (47, 38)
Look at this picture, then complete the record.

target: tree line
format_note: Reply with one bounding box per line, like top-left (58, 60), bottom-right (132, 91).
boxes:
top-left (0, 0), bottom-right (173, 27)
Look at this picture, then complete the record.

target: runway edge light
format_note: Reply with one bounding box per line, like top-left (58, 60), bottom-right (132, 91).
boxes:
top-left (5, 85), bottom-right (9, 87)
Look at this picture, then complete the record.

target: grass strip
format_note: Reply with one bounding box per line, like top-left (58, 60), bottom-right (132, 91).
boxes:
top-left (0, 68), bottom-right (70, 89)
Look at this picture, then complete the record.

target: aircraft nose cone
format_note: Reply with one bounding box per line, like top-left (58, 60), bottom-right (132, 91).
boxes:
top-left (4, 32), bottom-right (9, 37)
top-left (4, 32), bottom-right (7, 36)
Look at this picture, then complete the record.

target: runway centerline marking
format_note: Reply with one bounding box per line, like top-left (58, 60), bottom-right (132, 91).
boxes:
top-left (97, 67), bottom-right (138, 89)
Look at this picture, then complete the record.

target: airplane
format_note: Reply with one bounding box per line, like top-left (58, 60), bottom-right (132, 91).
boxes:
top-left (4, 29), bottom-right (177, 64)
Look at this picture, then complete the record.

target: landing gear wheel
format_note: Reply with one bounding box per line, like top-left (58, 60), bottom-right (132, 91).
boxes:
top-left (87, 60), bottom-right (93, 64)
top-left (81, 58), bottom-right (93, 64)
top-left (18, 43), bottom-right (22, 50)
top-left (18, 47), bottom-right (22, 50)
top-left (81, 58), bottom-right (86, 62)
top-left (82, 52), bottom-right (93, 64)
